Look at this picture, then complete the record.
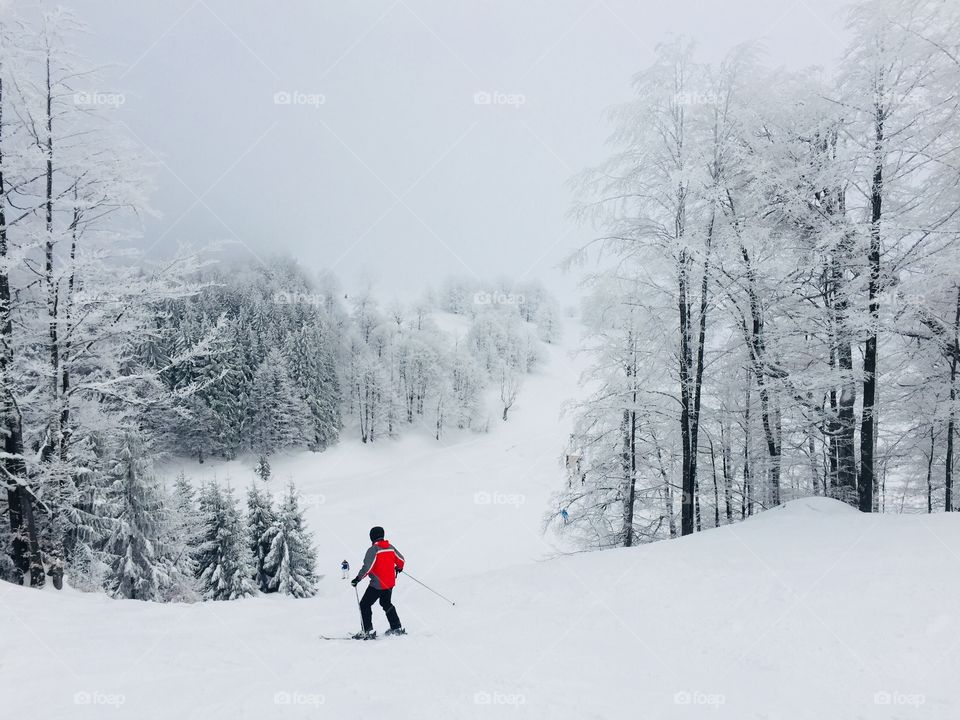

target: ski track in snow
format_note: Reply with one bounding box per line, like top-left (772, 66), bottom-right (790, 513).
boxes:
top-left (3, 321), bottom-right (958, 719)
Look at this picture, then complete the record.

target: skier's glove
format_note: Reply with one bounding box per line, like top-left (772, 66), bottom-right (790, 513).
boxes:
top-left (350, 578), bottom-right (359, 587)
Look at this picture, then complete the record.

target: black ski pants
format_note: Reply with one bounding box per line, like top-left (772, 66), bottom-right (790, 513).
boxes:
top-left (359, 585), bottom-right (401, 632)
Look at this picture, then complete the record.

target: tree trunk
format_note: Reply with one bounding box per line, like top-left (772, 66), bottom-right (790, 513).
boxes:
top-left (709, 433), bottom-right (720, 527)
top-left (41, 50), bottom-right (59, 464)
top-left (819, 126), bottom-right (857, 503)
top-left (654, 438), bottom-right (676, 539)
top-left (944, 287), bottom-right (960, 512)
top-left (735, 232), bottom-right (781, 508)
top-left (680, 210), bottom-right (714, 535)
top-left (621, 409), bottom-right (636, 547)
top-left (721, 420), bottom-right (733, 524)
top-left (694, 475), bottom-right (701, 532)
top-left (742, 366), bottom-right (753, 518)
top-left (833, 258), bottom-right (858, 501)
top-left (678, 250), bottom-right (694, 534)
top-left (0, 73), bottom-right (44, 586)
top-left (859, 106), bottom-right (884, 514)
top-left (621, 343), bottom-right (638, 547)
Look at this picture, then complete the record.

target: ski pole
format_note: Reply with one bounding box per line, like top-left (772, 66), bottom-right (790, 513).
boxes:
top-left (402, 572), bottom-right (456, 606)
top-left (354, 584), bottom-right (364, 634)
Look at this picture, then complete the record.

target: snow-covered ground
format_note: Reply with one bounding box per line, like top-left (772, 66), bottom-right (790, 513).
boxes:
top-left (3, 323), bottom-right (959, 719)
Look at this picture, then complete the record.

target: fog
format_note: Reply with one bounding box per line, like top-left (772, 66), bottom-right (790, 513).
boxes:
top-left (67, 0), bottom-right (851, 299)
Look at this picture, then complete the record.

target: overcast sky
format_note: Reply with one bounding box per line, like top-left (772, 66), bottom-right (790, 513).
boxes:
top-left (60, 0), bottom-right (852, 301)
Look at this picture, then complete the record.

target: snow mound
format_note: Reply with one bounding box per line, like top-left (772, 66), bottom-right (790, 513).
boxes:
top-left (754, 495), bottom-right (861, 518)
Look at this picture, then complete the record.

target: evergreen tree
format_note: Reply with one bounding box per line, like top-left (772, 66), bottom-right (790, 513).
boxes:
top-left (196, 483), bottom-right (257, 601)
top-left (246, 483), bottom-right (277, 593)
top-left (102, 433), bottom-right (168, 601)
top-left (63, 435), bottom-right (114, 593)
top-left (285, 325), bottom-right (341, 450)
top-left (255, 455), bottom-right (271, 483)
top-left (160, 473), bottom-right (202, 601)
top-left (263, 482), bottom-right (318, 598)
top-left (250, 349), bottom-right (307, 455)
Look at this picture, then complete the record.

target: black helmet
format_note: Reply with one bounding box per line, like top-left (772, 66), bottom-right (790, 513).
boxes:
top-left (369, 526), bottom-right (385, 542)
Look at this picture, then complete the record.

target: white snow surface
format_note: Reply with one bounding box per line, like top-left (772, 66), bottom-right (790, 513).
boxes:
top-left (3, 323), bottom-right (959, 719)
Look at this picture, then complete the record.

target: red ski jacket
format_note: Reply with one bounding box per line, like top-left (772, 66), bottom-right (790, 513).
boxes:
top-left (354, 539), bottom-right (405, 589)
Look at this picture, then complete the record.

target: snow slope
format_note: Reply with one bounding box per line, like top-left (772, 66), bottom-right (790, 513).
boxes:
top-left (3, 323), bottom-right (959, 719)
top-left (163, 316), bottom-right (584, 582)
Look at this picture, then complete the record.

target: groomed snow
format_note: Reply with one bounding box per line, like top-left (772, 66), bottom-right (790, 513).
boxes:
top-left (3, 324), bottom-right (958, 719)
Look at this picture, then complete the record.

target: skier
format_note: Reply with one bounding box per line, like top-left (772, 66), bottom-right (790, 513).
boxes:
top-left (340, 559), bottom-right (350, 580)
top-left (560, 508), bottom-right (569, 524)
top-left (350, 526), bottom-right (405, 639)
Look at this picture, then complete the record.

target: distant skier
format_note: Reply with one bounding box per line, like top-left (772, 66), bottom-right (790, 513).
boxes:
top-left (351, 526), bottom-right (405, 639)
top-left (341, 560), bottom-right (350, 579)
top-left (560, 508), bottom-right (569, 524)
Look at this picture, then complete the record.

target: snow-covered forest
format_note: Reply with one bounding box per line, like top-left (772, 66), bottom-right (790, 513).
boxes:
top-left (3, 0), bottom-right (960, 718)
top-left (555, 0), bottom-right (960, 551)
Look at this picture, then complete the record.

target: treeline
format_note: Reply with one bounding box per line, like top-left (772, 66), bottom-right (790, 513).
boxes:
top-left (437, 277), bottom-right (562, 345)
top-left (342, 278), bottom-right (555, 441)
top-left (555, 0), bottom-right (960, 550)
top-left (151, 262), bottom-right (559, 455)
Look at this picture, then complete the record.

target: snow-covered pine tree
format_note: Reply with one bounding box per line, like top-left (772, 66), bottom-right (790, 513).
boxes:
top-left (196, 483), bottom-right (256, 601)
top-left (102, 432), bottom-right (168, 601)
top-left (160, 473), bottom-right (201, 601)
top-left (262, 482), bottom-right (318, 598)
top-left (250, 348), bottom-right (307, 455)
top-left (246, 483), bottom-right (277, 593)
top-left (255, 455), bottom-right (271, 483)
top-left (284, 324), bottom-right (341, 450)
top-left (62, 434), bottom-right (113, 592)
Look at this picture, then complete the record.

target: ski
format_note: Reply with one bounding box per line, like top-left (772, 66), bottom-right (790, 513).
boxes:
top-left (319, 633), bottom-right (377, 641)
top-left (319, 630), bottom-right (408, 641)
